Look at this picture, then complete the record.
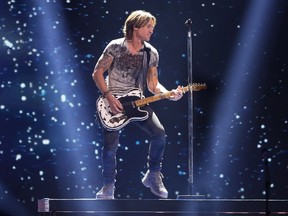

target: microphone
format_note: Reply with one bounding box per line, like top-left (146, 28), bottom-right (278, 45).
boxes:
top-left (185, 19), bottom-right (192, 26)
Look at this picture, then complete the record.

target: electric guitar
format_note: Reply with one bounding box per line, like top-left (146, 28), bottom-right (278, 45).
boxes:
top-left (96, 83), bottom-right (207, 131)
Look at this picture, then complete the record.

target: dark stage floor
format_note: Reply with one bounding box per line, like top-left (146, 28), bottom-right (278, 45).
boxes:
top-left (38, 198), bottom-right (288, 215)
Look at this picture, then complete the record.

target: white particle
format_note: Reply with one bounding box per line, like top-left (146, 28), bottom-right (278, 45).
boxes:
top-left (16, 154), bottom-right (22, 161)
top-left (50, 149), bottom-right (56, 153)
top-left (42, 139), bottom-right (50, 145)
top-left (61, 94), bottom-right (66, 102)
top-left (51, 116), bottom-right (58, 122)
top-left (4, 39), bottom-right (14, 48)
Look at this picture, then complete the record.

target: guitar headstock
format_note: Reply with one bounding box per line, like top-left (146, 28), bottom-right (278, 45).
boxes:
top-left (190, 83), bottom-right (207, 91)
top-left (182, 83), bottom-right (207, 93)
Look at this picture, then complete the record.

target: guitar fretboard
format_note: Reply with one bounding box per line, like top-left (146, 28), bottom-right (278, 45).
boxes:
top-left (134, 91), bottom-right (175, 107)
top-left (133, 85), bottom-right (203, 107)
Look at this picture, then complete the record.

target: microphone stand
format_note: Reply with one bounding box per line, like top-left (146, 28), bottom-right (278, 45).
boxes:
top-left (177, 19), bottom-right (205, 199)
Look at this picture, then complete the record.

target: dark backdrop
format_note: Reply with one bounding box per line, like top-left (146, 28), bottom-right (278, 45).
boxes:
top-left (0, 0), bottom-right (287, 215)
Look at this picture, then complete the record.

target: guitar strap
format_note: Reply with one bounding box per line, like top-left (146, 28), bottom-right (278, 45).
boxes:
top-left (145, 46), bottom-right (151, 69)
top-left (139, 45), bottom-right (151, 91)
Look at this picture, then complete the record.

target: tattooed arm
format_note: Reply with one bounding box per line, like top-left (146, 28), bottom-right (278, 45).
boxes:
top-left (92, 54), bottom-right (112, 94)
top-left (92, 54), bottom-right (123, 114)
top-left (146, 66), bottom-right (169, 94)
top-left (146, 66), bottom-right (183, 101)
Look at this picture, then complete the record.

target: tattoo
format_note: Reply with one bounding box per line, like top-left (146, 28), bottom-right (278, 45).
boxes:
top-left (96, 54), bottom-right (112, 71)
top-left (153, 72), bottom-right (158, 78)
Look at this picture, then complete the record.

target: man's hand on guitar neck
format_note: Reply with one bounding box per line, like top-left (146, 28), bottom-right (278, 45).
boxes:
top-left (169, 85), bottom-right (184, 101)
top-left (105, 93), bottom-right (124, 114)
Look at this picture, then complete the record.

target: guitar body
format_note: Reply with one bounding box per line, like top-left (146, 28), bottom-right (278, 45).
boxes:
top-left (96, 89), bottom-right (149, 131)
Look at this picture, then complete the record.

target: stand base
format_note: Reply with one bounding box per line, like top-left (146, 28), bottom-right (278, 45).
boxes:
top-left (177, 194), bottom-right (206, 199)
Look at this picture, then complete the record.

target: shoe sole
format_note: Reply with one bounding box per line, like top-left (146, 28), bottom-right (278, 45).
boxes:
top-left (96, 195), bottom-right (114, 200)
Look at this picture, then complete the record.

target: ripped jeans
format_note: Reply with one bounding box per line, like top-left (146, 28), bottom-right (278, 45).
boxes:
top-left (101, 105), bottom-right (166, 185)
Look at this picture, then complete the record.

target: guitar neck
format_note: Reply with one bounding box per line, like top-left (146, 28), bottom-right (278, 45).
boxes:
top-left (133, 84), bottom-right (205, 107)
top-left (134, 91), bottom-right (175, 107)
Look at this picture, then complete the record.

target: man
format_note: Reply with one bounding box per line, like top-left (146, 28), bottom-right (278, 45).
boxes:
top-left (92, 10), bottom-right (183, 199)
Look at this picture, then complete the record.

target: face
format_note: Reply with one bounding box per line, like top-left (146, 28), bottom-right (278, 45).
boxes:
top-left (134, 19), bottom-right (155, 41)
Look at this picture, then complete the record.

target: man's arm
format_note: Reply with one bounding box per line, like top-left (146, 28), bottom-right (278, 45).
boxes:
top-left (92, 54), bottom-right (112, 94)
top-left (146, 66), bottom-right (183, 101)
top-left (92, 54), bottom-right (123, 114)
top-left (146, 66), bottom-right (168, 94)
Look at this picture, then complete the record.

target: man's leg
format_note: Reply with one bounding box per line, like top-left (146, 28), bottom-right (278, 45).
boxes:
top-left (135, 106), bottom-right (168, 198)
top-left (96, 130), bottom-right (119, 199)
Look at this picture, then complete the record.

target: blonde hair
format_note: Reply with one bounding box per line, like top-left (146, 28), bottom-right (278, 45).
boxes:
top-left (123, 10), bottom-right (156, 40)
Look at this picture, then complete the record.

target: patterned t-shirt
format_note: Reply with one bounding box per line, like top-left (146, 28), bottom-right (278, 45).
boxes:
top-left (97, 38), bottom-right (159, 95)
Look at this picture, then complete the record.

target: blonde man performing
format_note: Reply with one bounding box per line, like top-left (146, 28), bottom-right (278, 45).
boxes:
top-left (92, 10), bottom-right (183, 199)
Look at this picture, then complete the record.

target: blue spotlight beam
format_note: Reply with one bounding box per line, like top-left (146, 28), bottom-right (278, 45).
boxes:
top-left (31, 1), bottom-right (97, 200)
top-left (208, 0), bottom-right (278, 198)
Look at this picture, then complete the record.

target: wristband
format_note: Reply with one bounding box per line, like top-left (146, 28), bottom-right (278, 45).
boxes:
top-left (103, 90), bottom-right (110, 97)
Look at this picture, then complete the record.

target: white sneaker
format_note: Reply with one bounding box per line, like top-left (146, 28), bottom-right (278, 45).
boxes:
top-left (96, 183), bottom-right (115, 199)
top-left (142, 170), bottom-right (168, 199)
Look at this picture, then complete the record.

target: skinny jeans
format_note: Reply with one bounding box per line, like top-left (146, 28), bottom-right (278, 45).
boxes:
top-left (101, 105), bottom-right (166, 185)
